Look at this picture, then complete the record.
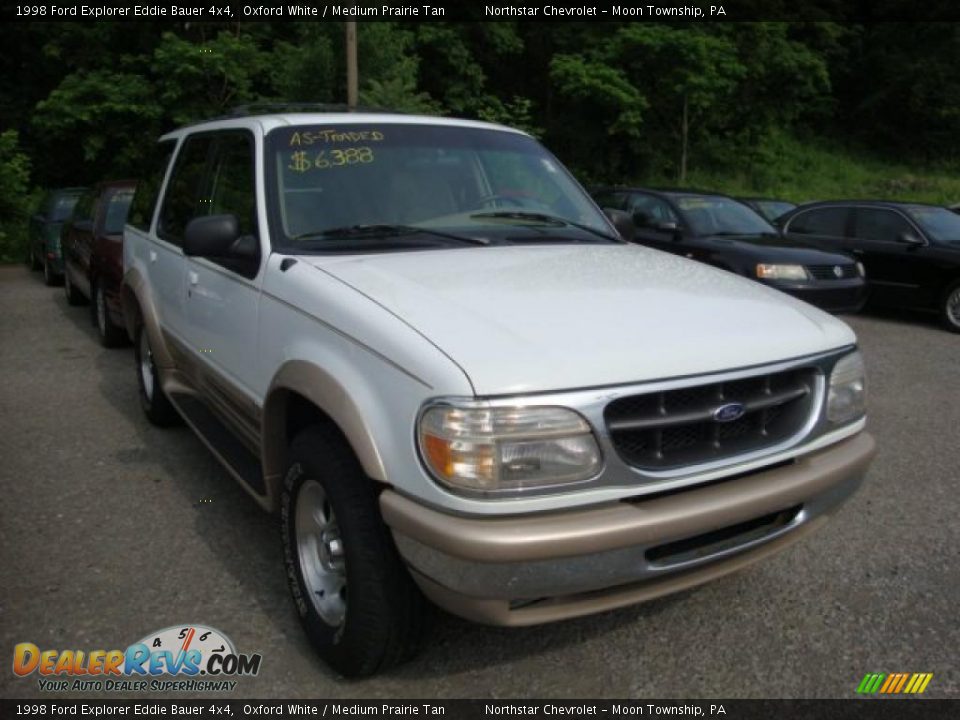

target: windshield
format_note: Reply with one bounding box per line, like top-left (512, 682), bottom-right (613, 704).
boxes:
top-left (104, 189), bottom-right (135, 234)
top-left (905, 205), bottom-right (960, 244)
top-left (266, 123), bottom-right (612, 250)
top-left (675, 196), bottom-right (777, 236)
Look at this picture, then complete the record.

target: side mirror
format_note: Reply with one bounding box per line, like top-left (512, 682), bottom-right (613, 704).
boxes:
top-left (897, 231), bottom-right (924, 247)
top-left (604, 208), bottom-right (635, 242)
top-left (184, 214), bottom-right (241, 257)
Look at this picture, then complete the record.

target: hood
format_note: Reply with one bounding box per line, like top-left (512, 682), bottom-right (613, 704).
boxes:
top-left (702, 234), bottom-right (856, 264)
top-left (303, 244), bottom-right (856, 395)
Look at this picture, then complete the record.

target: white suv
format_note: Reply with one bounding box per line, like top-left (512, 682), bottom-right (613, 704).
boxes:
top-left (122, 110), bottom-right (875, 677)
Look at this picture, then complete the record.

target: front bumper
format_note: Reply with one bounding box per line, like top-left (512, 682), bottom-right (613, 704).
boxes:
top-left (764, 278), bottom-right (867, 314)
top-left (381, 431), bottom-right (875, 626)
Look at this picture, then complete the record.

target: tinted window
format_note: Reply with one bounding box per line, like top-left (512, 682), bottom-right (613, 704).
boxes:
top-left (103, 189), bottom-right (135, 234)
top-left (158, 136), bottom-right (214, 244)
top-left (129, 140), bottom-right (176, 233)
top-left (626, 193), bottom-right (678, 226)
top-left (754, 201), bottom-right (795, 222)
top-left (854, 208), bottom-right (913, 243)
top-left (788, 207), bottom-right (848, 236)
top-left (72, 190), bottom-right (97, 223)
top-left (593, 191), bottom-right (626, 210)
top-left (207, 132), bottom-right (257, 237)
top-left (904, 206), bottom-right (960, 244)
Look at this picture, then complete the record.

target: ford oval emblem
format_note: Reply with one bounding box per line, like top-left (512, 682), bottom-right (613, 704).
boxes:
top-left (713, 402), bottom-right (746, 423)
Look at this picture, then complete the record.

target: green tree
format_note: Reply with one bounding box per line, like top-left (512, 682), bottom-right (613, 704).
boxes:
top-left (0, 130), bottom-right (36, 262)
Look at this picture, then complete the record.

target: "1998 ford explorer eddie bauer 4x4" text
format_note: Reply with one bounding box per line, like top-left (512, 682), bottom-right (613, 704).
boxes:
top-left (122, 109), bottom-right (875, 677)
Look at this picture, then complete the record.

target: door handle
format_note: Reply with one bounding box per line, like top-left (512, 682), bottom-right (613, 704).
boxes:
top-left (149, 250), bottom-right (157, 263)
top-left (188, 271), bottom-right (199, 286)
top-left (851, 249), bottom-right (865, 255)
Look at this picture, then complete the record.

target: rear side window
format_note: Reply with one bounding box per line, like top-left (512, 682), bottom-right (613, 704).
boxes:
top-left (129, 139), bottom-right (176, 233)
top-left (158, 136), bottom-right (214, 245)
top-left (48, 193), bottom-right (81, 222)
top-left (788, 207), bottom-right (849, 237)
top-left (853, 208), bottom-right (914, 243)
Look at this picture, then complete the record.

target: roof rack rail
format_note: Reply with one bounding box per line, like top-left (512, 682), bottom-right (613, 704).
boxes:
top-left (227, 102), bottom-right (409, 117)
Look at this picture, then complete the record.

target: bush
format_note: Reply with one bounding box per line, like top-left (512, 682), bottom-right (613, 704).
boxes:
top-left (0, 130), bottom-right (36, 264)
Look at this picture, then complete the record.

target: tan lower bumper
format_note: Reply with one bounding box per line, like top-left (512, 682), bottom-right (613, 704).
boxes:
top-left (381, 432), bottom-right (876, 625)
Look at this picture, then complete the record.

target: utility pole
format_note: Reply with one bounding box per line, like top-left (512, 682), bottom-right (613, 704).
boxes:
top-left (346, 22), bottom-right (358, 110)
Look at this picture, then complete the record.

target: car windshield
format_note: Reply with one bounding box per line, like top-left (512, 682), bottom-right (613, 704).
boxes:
top-left (104, 189), bottom-right (135, 234)
top-left (266, 123), bottom-right (613, 250)
top-left (675, 195), bottom-right (777, 236)
top-left (905, 205), bottom-right (960, 244)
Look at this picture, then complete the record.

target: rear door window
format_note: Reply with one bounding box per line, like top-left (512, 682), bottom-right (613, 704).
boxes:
top-left (788, 207), bottom-right (850, 237)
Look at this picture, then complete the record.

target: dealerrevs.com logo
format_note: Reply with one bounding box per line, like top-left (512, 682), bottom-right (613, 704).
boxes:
top-left (13, 625), bottom-right (262, 693)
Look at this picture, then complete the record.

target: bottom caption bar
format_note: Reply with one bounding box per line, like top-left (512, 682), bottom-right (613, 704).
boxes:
top-left (2, 700), bottom-right (956, 719)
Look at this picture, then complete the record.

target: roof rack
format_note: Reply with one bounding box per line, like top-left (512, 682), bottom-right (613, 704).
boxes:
top-left (227, 102), bottom-right (409, 117)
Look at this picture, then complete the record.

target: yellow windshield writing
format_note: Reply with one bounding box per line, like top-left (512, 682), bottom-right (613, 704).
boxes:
top-left (288, 147), bottom-right (375, 173)
top-left (289, 130), bottom-right (385, 146)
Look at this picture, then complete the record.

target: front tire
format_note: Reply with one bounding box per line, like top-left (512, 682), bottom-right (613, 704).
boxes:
top-left (134, 323), bottom-right (180, 426)
top-left (93, 283), bottom-right (126, 348)
top-left (281, 427), bottom-right (426, 678)
top-left (941, 281), bottom-right (960, 333)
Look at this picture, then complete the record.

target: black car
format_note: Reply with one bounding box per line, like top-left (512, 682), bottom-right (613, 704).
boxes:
top-left (737, 197), bottom-right (797, 223)
top-left (778, 200), bottom-right (960, 332)
top-left (593, 187), bottom-right (867, 313)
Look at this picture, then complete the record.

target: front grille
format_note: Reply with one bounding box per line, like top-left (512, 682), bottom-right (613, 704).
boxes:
top-left (604, 367), bottom-right (818, 470)
top-left (807, 264), bottom-right (857, 280)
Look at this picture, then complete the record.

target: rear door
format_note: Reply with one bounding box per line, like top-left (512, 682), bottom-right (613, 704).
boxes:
top-left (64, 189), bottom-right (98, 297)
top-left (850, 207), bottom-right (937, 307)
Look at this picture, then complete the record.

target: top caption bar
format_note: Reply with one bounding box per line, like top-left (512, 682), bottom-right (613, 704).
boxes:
top-left (6, 0), bottom-right (960, 22)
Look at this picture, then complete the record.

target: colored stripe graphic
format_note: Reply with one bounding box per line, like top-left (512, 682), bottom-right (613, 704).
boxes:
top-left (857, 673), bottom-right (932, 694)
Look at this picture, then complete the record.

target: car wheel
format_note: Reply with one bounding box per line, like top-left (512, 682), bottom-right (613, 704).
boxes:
top-left (43, 257), bottom-right (59, 286)
top-left (64, 269), bottom-right (85, 306)
top-left (942, 281), bottom-right (960, 333)
top-left (93, 283), bottom-right (126, 348)
top-left (281, 426), bottom-right (426, 678)
top-left (134, 323), bottom-right (180, 426)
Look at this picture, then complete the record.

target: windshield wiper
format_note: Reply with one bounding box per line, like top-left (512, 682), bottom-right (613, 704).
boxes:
top-left (469, 211), bottom-right (620, 243)
top-left (293, 224), bottom-right (489, 246)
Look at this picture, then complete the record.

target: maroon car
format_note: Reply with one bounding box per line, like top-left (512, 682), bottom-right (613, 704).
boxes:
top-left (62, 180), bottom-right (136, 347)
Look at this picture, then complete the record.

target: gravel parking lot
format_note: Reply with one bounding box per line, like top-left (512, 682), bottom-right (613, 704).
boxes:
top-left (1, 263), bottom-right (957, 699)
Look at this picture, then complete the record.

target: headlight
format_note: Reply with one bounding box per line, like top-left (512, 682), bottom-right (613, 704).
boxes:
top-left (827, 351), bottom-right (866, 424)
top-left (419, 403), bottom-right (602, 493)
top-left (856, 261), bottom-right (866, 277)
top-left (756, 264), bottom-right (809, 281)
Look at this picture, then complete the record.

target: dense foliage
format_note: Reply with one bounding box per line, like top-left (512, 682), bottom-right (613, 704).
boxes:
top-left (2, 21), bottom-right (960, 259)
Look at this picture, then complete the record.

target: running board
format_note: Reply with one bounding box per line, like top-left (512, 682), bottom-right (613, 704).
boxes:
top-left (169, 392), bottom-right (266, 495)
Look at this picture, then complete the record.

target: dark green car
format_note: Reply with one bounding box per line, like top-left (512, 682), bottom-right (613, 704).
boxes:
top-left (28, 188), bottom-right (86, 285)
